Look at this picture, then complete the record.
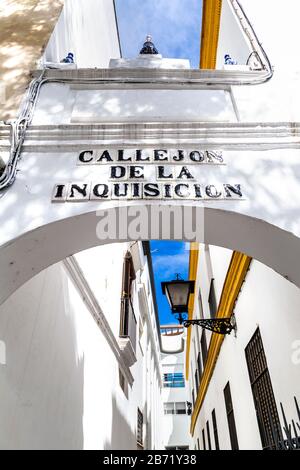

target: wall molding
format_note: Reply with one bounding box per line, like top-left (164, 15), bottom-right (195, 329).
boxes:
top-left (1, 122), bottom-right (299, 152)
top-left (190, 251), bottom-right (252, 435)
top-left (63, 256), bottom-right (134, 386)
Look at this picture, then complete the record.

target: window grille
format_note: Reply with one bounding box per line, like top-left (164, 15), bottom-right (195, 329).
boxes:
top-left (245, 328), bottom-right (283, 450)
top-left (137, 408), bottom-right (144, 448)
top-left (212, 409), bottom-right (220, 450)
top-left (224, 382), bottom-right (239, 450)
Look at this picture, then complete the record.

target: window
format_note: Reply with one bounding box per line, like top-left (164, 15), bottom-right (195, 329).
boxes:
top-left (120, 252), bottom-right (137, 351)
top-left (198, 291), bottom-right (204, 319)
top-left (137, 408), bottom-right (144, 449)
top-left (208, 279), bottom-right (217, 318)
top-left (192, 389), bottom-right (195, 407)
top-left (197, 352), bottom-right (202, 381)
top-left (212, 409), bottom-right (220, 450)
top-left (175, 402), bottom-right (187, 415)
top-left (206, 421), bottom-right (212, 450)
top-left (163, 402), bottom-right (187, 415)
top-left (224, 382), bottom-right (239, 450)
top-left (164, 403), bottom-right (175, 415)
top-left (195, 370), bottom-right (199, 394)
top-left (201, 330), bottom-right (208, 367)
top-left (202, 428), bottom-right (206, 450)
top-left (245, 328), bottom-right (283, 450)
top-left (163, 372), bottom-right (185, 388)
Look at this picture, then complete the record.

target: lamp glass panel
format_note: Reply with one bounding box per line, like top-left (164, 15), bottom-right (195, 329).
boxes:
top-left (167, 282), bottom-right (190, 309)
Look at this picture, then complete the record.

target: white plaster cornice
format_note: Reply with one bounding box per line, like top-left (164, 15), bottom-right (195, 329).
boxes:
top-left (2, 122), bottom-right (300, 152)
top-left (31, 67), bottom-right (267, 86)
top-left (0, 122), bottom-right (297, 152)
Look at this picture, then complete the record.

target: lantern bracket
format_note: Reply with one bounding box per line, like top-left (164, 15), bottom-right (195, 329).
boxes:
top-left (182, 316), bottom-right (236, 335)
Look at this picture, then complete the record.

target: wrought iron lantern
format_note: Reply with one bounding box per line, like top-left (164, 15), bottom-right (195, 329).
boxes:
top-left (161, 275), bottom-right (235, 335)
top-left (161, 274), bottom-right (194, 313)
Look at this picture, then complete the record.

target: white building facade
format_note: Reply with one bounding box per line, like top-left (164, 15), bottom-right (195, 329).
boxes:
top-left (186, 0), bottom-right (300, 451)
top-left (161, 326), bottom-right (192, 450)
top-left (0, 1), bottom-right (167, 451)
top-left (0, 239), bottom-right (166, 450)
top-left (1, 0), bottom-right (300, 451)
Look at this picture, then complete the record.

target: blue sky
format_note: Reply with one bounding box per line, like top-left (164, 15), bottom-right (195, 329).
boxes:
top-left (150, 241), bottom-right (190, 325)
top-left (115, 1), bottom-right (201, 323)
top-left (115, 0), bottom-right (203, 68)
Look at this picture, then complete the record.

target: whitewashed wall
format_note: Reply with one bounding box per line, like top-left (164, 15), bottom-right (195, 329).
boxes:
top-left (216, 0), bottom-right (251, 68)
top-left (190, 249), bottom-right (300, 450)
top-left (31, 86), bottom-right (235, 125)
top-left (161, 348), bottom-right (192, 449)
top-left (0, 242), bottom-right (164, 450)
top-left (43, 0), bottom-right (121, 67)
top-left (217, 0), bottom-right (300, 122)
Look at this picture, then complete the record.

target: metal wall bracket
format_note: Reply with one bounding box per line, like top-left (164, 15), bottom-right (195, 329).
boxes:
top-left (182, 316), bottom-right (236, 335)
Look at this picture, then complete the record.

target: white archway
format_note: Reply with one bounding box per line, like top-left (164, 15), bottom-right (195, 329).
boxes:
top-left (1, 204), bottom-right (299, 306)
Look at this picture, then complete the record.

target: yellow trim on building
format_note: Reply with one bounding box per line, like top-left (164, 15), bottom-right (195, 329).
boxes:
top-left (190, 251), bottom-right (252, 436)
top-left (200, 0), bottom-right (223, 69)
top-left (185, 243), bottom-right (199, 381)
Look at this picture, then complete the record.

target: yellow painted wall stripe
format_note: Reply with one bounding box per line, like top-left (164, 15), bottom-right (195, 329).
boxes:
top-left (185, 242), bottom-right (199, 381)
top-left (190, 251), bottom-right (252, 436)
top-left (185, 0), bottom-right (223, 381)
top-left (200, 0), bottom-right (223, 69)
top-left (188, 0), bottom-right (252, 437)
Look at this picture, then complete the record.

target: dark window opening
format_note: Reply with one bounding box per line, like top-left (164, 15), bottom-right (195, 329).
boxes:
top-left (201, 330), bottom-right (208, 367)
top-left (245, 328), bottom-right (283, 450)
top-left (195, 370), bottom-right (199, 394)
top-left (197, 351), bottom-right (203, 382)
top-left (137, 408), bottom-right (144, 449)
top-left (224, 382), bottom-right (239, 450)
top-left (202, 428), bottom-right (206, 450)
top-left (206, 421), bottom-right (212, 450)
top-left (208, 278), bottom-right (217, 318)
top-left (120, 251), bottom-right (137, 351)
top-left (212, 409), bottom-right (220, 450)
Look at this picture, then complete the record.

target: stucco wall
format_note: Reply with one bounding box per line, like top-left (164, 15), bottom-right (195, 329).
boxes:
top-left (191, 253), bottom-right (300, 450)
top-left (0, 242), bottom-right (164, 449)
top-left (43, 0), bottom-right (121, 68)
top-left (0, 0), bottom-right (64, 120)
top-left (0, 0), bottom-right (121, 120)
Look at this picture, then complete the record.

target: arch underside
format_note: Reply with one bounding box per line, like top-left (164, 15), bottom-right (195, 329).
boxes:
top-left (0, 204), bottom-right (299, 306)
